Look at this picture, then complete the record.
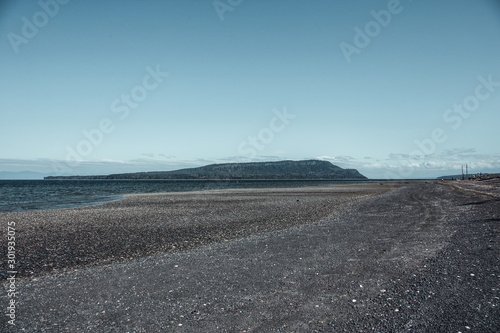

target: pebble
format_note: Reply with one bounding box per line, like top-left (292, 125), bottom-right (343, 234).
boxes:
top-left (1, 186), bottom-right (384, 278)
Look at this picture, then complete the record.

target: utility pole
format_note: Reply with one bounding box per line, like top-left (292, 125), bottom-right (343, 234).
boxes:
top-left (462, 165), bottom-right (464, 180)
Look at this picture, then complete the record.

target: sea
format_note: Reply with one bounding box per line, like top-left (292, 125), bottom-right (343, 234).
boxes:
top-left (0, 179), bottom-right (380, 214)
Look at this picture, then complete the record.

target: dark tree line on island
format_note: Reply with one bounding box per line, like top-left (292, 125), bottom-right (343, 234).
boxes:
top-left (45, 160), bottom-right (368, 180)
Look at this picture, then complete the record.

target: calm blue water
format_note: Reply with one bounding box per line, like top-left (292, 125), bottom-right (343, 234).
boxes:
top-left (0, 179), bottom-right (371, 214)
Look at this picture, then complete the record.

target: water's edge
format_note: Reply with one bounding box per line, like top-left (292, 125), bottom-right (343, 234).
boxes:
top-left (0, 179), bottom-right (428, 214)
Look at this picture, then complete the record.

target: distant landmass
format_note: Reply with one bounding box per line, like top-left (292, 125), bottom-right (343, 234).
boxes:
top-left (437, 173), bottom-right (500, 180)
top-left (437, 174), bottom-right (464, 180)
top-left (44, 160), bottom-right (367, 180)
top-left (0, 171), bottom-right (51, 180)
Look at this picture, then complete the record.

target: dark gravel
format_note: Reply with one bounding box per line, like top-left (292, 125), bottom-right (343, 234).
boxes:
top-left (1, 182), bottom-right (499, 332)
top-left (0, 184), bottom-right (395, 279)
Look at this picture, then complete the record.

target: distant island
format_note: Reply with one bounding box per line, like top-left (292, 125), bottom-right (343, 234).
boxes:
top-left (44, 160), bottom-right (367, 180)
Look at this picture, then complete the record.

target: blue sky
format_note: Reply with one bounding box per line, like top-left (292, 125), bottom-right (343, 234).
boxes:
top-left (1, 0), bottom-right (499, 178)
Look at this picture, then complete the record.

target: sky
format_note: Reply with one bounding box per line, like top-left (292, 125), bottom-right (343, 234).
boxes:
top-left (1, 0), bottom-right (499, 179)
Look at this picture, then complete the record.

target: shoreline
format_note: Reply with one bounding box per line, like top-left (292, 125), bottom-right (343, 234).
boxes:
top-left (0, 179), bottom-right (417, 215)
top-left (6, 182), bottom-right (499, 331)
top-left (1, 183), bottom-right (404, 279)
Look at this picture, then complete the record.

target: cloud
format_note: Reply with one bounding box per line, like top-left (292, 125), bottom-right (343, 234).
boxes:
top-left (317, 155), bottom-right (354, 163)
top-left (2, 152), bottom-right (499, 179)
top-left (0, 158), bottom-right (208, 176)
top-left (441, 148), bottom-right (477, 157)
top-left (386, 148), bottom-right (499, 164)
top-left (158, 154), bottom-right (175, 159)
top-left (321, 149), bottom-right (500, 179)
top-left (387, 153), bottom-right (410, 160)
top-left (227, 155), bottom-right (284, 163)
top-left (141, 153), bottom-right (176, 159)
top-left (258, 155), bottom-right (283, 161)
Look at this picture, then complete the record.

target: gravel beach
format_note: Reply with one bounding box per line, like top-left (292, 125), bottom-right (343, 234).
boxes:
top-left (2, 182), bottom-right (499, 331)
top-left (0, 184), bottom-right (397, 279)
